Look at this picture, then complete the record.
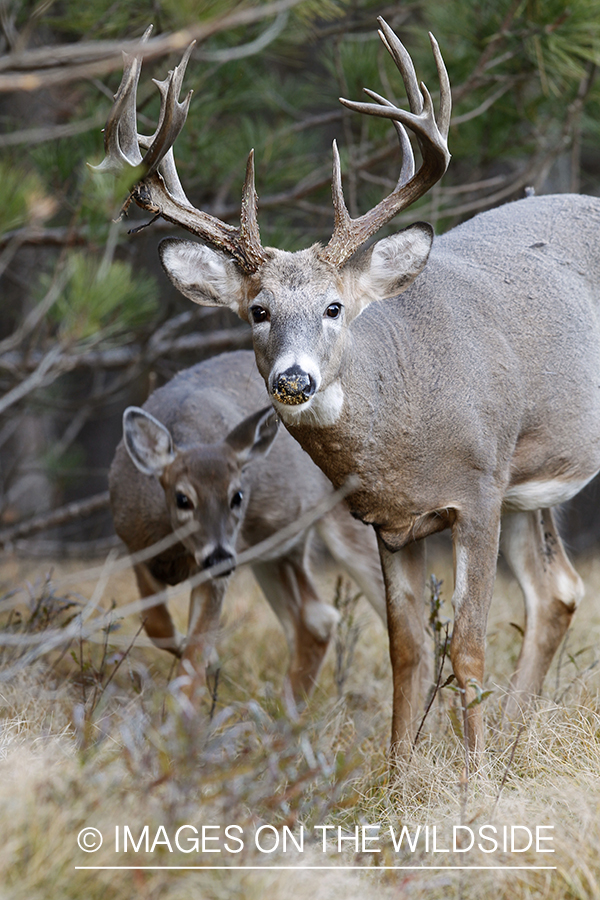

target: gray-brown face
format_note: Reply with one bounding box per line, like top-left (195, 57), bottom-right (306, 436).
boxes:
top-left (159, 445), bottom-right (246, 574)
top-left (246, 249), bottom-right (348, 422)
top-left (122, 404), bottom-right (279, 574)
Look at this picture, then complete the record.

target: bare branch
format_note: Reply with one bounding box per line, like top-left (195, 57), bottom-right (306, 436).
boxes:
top-left (0, 325), bottom-right (252, 378)
top-left (0, 265), bottom-right (68, 356)
top-left (0, 226), bottom-right (88, 251)
top-left (0, 114), bottom-right (106, 147)
top-left (0, 344), bottom-right (64, 416)
top-left (0, 0), bottom-right (304, 92)
top-left (450, 82), bottom-right (514, 126)
top-left (7, 536), bottom-right (120, 559)
top-left (195, 10), bottom-right (289, 62)
top-left (0, 491), bottom-right (110, 547)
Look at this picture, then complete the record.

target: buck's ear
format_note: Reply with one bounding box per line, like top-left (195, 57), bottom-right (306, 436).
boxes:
top-left (225, 406), bottom-right (279, 467)
top-left (359, 223), bottom-right (433, 302)
top-left (123, 407), bottom-right (176, 476)
top-left (159, 238), bottom-right (246, 314)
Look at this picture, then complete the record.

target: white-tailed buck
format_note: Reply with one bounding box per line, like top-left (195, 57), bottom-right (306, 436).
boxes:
top-left (109, 350), bottom-right (385, 699)
top-left (95, 19), bottom-right (600, 759)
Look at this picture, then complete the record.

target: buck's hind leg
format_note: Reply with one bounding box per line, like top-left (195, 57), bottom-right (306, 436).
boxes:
top-left (252, 542), bottom-right (339, 701)
top-left (134, 562), bottom-right (184, 655)
top-left (500, 508), bottom-right (584, 718)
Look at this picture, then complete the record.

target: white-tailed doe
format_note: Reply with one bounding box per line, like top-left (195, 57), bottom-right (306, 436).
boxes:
top-left (109, 350), bottom-right (385, 699)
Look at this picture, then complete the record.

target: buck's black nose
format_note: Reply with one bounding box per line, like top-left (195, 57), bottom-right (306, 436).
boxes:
top-left (273, 366), bottom-right (316, 405)
top-left (202, 547), bottom-right (236, 577)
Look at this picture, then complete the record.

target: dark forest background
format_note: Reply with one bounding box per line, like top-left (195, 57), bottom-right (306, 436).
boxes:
top-left (1, 0), bottom-right (600, 555)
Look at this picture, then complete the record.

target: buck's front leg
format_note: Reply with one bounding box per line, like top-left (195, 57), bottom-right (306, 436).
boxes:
top-left (377, 538), bottom-right (427, 759)
top-left (178, 578), bottom-right (228, 699)
top-left (449, 508), bottom-right (502, 762)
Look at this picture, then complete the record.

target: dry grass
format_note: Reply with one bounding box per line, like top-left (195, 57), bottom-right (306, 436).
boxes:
top-left (0, 541), bottom-right (599, 900)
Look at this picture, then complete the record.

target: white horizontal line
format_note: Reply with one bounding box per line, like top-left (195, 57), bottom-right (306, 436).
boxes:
top-left (75, 865), bottom-right (557, 871)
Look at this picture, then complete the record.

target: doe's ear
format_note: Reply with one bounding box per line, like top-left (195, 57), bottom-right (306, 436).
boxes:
top-left (159, 238), bottom-right (246, 315)
top-left (225, 406), bottom-right (279, 467)
top-left (362, 223), bottom-right (433, 301)
top-left (123, 407), bottom-right (176, 477)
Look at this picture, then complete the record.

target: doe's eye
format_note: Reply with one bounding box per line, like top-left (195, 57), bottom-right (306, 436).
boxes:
top-left (325, 302), bottom-right (342, 319)
top-left (250, 305), bottom-right (269, 324)
top-left (230, 490), bottom-right (244, 509)
top-left (175, 491), bottom-right (193, 511)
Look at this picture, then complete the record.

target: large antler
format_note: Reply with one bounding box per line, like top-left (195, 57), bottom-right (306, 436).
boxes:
top-left (90, 26), bottom-right (267, 275)
top-left (319, 17), bottom-right (451, 268)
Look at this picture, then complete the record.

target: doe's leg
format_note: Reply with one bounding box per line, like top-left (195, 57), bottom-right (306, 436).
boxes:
top-left (178, 578), bottom-right (229, 699)
top-left (134, 562), bottom-right (183, 655)
top-left (252, 544), bottom-right (339, 701)
top-left (317, 506), bottom-right (387, 622)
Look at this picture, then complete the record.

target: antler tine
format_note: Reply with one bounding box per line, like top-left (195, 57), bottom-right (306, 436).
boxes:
top-left (239, 150), bottom-right (266, 273)
top-left (343, 82), bottom-right (442, 154)
top-left (91, 31), bottom-right (267, 275)
top-left (429, 31), bottom-right (451, 139)
top-left (134, 43), bottom-right (195, 206)
top-left (363, 89), bottom-right (416, 187)
top-left (153, 148), bottom-right (189, 206)
top-left (141, 41), bottom-right (195, 179)
top-left (90, 25), bottom-right (152, 174)
top-left (377, 19), bottom-right (423, 115)
top-left (329, 112), bottom-right (415, 245)
top-left (330, 139), bottom-right (351, 236)
top-left (341, 20), bottom-right (451, 157)
top-left (319, 18), bottom-right (451, 268)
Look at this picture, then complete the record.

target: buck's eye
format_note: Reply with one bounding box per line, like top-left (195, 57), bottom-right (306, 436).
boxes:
top-left (175, 491), bottom-right (193, 511)
top-left (325, 302), bottom-right (342, 319)
top-left (230, 490), bottom-right (243, 509)
top-left (250, 305), bottom-right (269, 324)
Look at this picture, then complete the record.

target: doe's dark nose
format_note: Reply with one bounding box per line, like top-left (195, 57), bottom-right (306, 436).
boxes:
top-left (202, 547), bottom-right (236, 577)
top-left (273, 365), bottom-right (316, 405)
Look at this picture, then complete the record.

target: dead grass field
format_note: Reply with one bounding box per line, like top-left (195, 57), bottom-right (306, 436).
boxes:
top-left (0, 538), bottom-right (599, 900)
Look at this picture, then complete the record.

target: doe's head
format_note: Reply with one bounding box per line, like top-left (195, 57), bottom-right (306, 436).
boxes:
top-left (123, 405), bottom-right (279, 574)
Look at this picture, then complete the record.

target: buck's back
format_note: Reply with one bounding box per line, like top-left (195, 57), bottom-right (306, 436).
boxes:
top-left (353, 193), bottom-right (600, 420)
top-left (415, 193), bottom-right (600, 438)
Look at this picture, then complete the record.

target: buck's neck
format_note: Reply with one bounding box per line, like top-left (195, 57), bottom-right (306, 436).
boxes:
top-left (279, 302), bottom-right (420, 516)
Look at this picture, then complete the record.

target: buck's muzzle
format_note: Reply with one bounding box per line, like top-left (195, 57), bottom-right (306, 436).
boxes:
top-left (272, 366), bottom-right (316, 405)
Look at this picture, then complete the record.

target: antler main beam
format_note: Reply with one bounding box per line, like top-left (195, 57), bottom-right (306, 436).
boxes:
top-left (318, 17), bottom-right (451, 268)
top-left (90, 27), bottom-right (267, 274)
